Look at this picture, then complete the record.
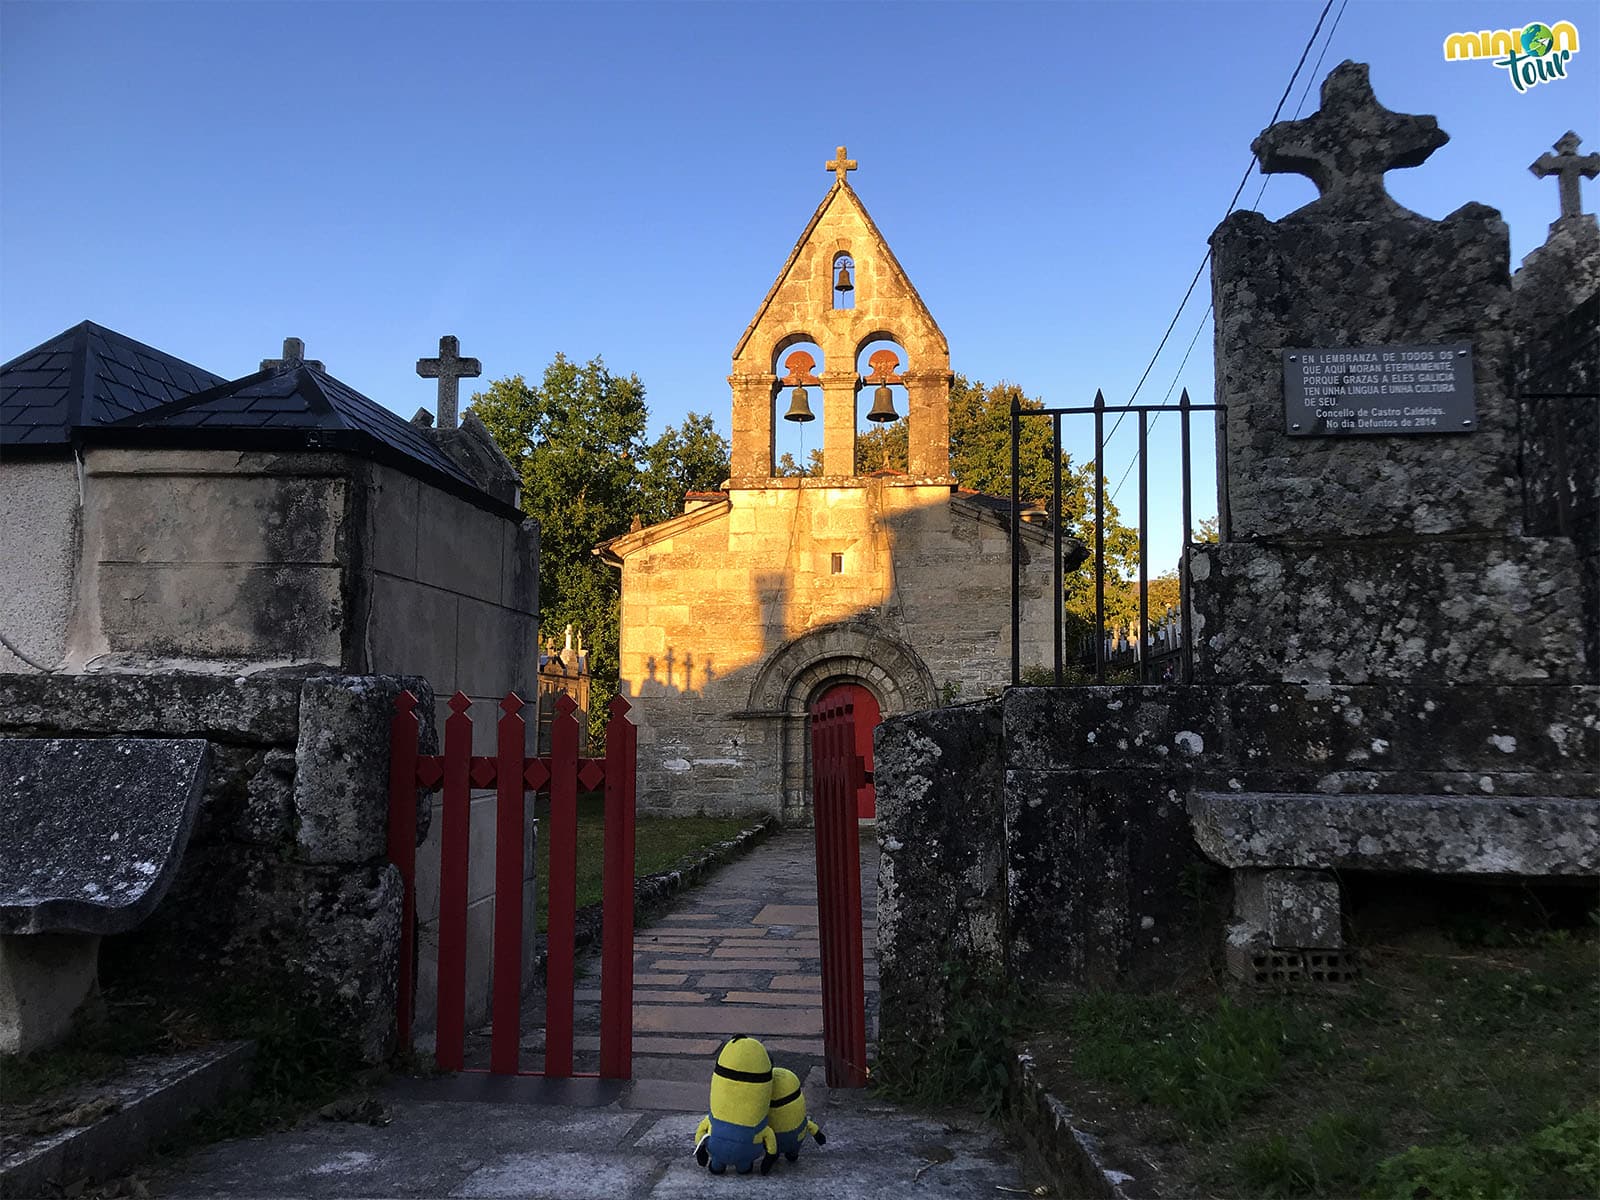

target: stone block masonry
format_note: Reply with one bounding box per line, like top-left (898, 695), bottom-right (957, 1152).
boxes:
top-left (0, 669), bottom-right (437, 1062)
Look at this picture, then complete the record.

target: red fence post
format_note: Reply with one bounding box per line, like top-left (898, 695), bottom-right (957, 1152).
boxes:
top-left (435, 692), bottom-right (473, 1072)
top-left (490, 693), bottom-right (526, 1076)
top-left (813, 697), bottom-right (868, 1088)
top-left (544, 694), bottom-right (579, 1078)
top-left (387, 691), bottom-right (420, 1053)
top-left (599, 695), bottom-right (636, 1080)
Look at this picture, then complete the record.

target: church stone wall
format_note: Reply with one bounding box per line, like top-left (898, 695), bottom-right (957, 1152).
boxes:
top-left (614, 476), bottom-right (1058, 820)
top-left (0, 460), bottom-right (79, 672)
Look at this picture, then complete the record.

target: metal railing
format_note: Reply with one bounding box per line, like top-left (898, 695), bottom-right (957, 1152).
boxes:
top-left (1010, 388), bottom-right (1225, 685)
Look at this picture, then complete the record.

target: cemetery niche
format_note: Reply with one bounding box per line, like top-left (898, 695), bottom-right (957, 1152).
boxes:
top-left (873, 62), bottom-right (1598, 1068)
top-left (0, 323), bottom-right (540, 1060)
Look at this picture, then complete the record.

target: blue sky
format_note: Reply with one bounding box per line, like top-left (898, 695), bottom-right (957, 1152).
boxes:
top-left (3, 1), bottom-right (1595, 568)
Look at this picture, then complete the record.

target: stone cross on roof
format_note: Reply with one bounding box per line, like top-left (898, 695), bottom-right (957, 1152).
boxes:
top-left (1530, 131), bottom-right (1600, 222)
top-left (826, 145), bottom-right (858, 184)
top-left (1251, 61), bottom-right (1449, 217)
top-left (261, 337), bottom-right (324, 373)
top-left (416, 334), bottom-right (481, 431)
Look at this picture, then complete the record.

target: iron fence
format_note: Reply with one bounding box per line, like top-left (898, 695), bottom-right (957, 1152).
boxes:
top-left (1010, 388), bottom-right (1225, 685)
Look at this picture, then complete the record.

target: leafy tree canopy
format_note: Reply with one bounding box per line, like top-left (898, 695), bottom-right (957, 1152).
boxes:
top-left (470, 354), bottom-right (729, 738)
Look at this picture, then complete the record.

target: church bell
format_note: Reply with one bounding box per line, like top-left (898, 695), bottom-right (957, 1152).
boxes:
top-left (834, 262), bottom-right (854, 292)
top-left (866, 384), bottom-right (898, 423)
top-left (784, 385), bottom-right (816, 422)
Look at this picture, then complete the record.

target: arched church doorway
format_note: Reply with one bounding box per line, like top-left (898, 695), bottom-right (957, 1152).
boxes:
top-left (814, 682), bottom-right (879, 819)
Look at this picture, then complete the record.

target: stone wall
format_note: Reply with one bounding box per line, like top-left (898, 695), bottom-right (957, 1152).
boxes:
top-left (607, 476), bottom-right (1062, 820)
top-left (0, 460), bottom-right (80, 672)
top-left (0, 669), bottom-right (436, 1062)
top-left (875, 681), bottom-right (1599, 1044)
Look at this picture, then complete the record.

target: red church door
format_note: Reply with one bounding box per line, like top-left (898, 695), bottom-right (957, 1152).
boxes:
top-left (816, 683), bottom-right (879, 819)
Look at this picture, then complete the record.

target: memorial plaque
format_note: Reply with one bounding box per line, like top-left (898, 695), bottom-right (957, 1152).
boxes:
top-left (1283, 343), bottom-right (1475, 437)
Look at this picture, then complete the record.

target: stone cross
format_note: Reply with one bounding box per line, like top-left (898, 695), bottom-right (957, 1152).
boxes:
top-left (261, 337), bottom-right (324, 373)
top-left (1252, 61), bottom-right (1449, 216)
top-left (826, 145), bottom-right (858, 184)
top-left (1530, 131), bottom-right (1599, 221)
top-left (416, 335), bottom-right (481, 431)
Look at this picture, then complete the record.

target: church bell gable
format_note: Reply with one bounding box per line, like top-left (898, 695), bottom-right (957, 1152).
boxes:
top-left (728, 148), bottom-right (953, 482)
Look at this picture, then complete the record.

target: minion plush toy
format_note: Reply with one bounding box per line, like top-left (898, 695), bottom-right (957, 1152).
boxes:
top-left (693, 1036), bottom-right (778, 1175)
top-left (768, 1066), bottom-right (826, 1163)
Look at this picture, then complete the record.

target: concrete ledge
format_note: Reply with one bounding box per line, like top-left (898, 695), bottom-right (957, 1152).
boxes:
top-left (0, 1039), bottom-right (254, 1198)
top-left (1009, 1050), bottom-right (1145, 1199)
top-left (1189, 791), bottom-right (1600, 875)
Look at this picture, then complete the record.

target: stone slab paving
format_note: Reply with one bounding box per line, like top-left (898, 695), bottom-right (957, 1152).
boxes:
top-left (149, 828), bottom-right (1035, 1197)
top-left (474, 827), bottom-right (879, 1091)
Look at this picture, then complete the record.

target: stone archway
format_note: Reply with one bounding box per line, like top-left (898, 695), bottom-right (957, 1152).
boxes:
top-left (745, 624), bottom-right (936, 821)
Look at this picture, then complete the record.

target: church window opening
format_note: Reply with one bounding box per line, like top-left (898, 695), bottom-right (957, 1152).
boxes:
top-left (774, 341), bottom-right (824, 475)
top-left (832, 254), bottom-right (856, 310)
top-left (830, 553), bottom-right (844, 574)
top-left (855, 339), bottom-right (908, 470)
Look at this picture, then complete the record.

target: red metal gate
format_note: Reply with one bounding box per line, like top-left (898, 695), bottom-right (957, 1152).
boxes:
top-left (387, 689), bottom-right (636, 1079)
top-left (810, 690), bottom-right (868, 1088)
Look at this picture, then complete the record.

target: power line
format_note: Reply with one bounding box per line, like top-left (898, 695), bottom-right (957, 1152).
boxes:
top-left (1101, 0), bottom-right (1339, 453)
top-left (1105, 0), bottom-right (1345, 503)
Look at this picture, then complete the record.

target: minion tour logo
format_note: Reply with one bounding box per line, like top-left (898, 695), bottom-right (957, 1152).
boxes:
top-left (1443, 21), bottom-right (1580, 91)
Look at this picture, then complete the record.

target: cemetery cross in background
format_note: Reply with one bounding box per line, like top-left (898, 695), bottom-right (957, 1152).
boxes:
top-left (416, 334), bottom-right (482, 431)
top-left (1530, 131), bottom-right (1600, 222)
top-left (260, 336), bottom-right (324, 372)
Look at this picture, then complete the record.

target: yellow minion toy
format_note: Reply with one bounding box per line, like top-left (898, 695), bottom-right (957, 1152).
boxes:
top-left (693, 1035), bottom-right (778, 1175)
top-left (768, 1066), bottom-right (826, 1163)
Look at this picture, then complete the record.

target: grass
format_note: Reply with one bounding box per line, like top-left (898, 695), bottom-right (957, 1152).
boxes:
top-left (1020, 924), bottom-right (1600, 1198)
top-left (531, 793), bottom-right (754, 930)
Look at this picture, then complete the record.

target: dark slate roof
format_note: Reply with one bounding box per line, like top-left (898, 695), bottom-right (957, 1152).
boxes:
top-left (0, 321), bottom-right (225, 448)
top-left (107, 362), bottom-right (482, 497)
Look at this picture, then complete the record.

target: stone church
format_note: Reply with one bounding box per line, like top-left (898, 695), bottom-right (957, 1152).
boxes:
top-left (600, 149), bottom-right (1065, 821)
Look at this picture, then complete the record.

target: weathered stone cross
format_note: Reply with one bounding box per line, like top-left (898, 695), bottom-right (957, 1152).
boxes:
top-left (260, 337), bottom-right (324, 373)
top-left (1252, 61), bottom-right (1449, 216)
top-left (1530, 131), bottom-right (1600, 221)
top-left (416, 335), bottom-right (481, 431)
top-left (826, 145), bottom-right (858, 184)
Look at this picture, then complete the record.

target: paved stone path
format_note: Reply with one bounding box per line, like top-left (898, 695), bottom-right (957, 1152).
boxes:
top-left (477, 827), bottom-right (878, 1108)
top-left (150, 828), bottom-right (1036, 1198)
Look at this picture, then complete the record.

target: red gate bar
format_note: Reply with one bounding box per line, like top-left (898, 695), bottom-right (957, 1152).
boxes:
top-left (490, 694), bottom-right (527, 1076)
top-left (812, 695), bottom-right (868, 1088)
top-left (599, 695), bottom-right (637, 1079)
top-left (387, 689), bottom-right (636, 1079)
top-left (544, 695), bottom-right (580, 1078)
top-left (436, 692), bottom-right (474, 1072)
top-left (386, 692), bottom-right (420, 1051)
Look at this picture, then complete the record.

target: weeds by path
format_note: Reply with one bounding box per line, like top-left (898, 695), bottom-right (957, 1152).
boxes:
top-left (1019, 927), bottom-right (1599, 1198)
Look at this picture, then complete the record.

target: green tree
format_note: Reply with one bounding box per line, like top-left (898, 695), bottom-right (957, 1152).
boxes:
top-left (853, 375), bottom-right (1141, 642)
top-left (471, 356), bottom-right (648, 740)
top-left (775, 448), bottom-right (826, 477)
top-left (638, 412), bottom-right (730, 527)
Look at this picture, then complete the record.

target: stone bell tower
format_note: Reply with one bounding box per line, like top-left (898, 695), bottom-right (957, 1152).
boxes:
top-left (727, 147), bottom-right (955, 481)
